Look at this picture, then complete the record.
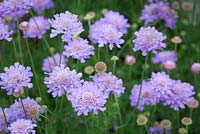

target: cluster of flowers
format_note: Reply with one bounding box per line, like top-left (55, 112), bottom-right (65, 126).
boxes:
top-left (141, 0), bottom-right (177, 28)
top-left (130, 72), bottom-right (195, 111)
top-left (0, 0), bottom-right (54, 41)
top-left (89, 10), bottom-right (130, 50)
top-left (0, 97), bottom-right (44, 133)
top-left (44, 64), bottom-right (125, 116)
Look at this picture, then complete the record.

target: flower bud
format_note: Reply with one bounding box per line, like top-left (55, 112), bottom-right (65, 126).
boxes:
top-left (136, 114), bottom-right (148, 125)
top-left (42, 105), bottom-right (48, 111)
top-left (191, 63), bottom-right (200, 74)
top-left (84, 11), bottom-right (95, 21)
top-left (111, 56), bottom-right (119, 61)
top-left (84, 66), bottom-right (94, 75)
top-left (35, 97), bottom-right (42, 103)
top-left (13, 88), bottom-right (24, 98)
top-left (94, 62), bottom-right (107, 73)
top-left (18, 21), bottom-right (30, 31)
top-left (125, 55), bottom-right (136, 65)
top-left (171, 36), bottom-right (182, 44)
top-left (164, 61), bottom-right (176, 70)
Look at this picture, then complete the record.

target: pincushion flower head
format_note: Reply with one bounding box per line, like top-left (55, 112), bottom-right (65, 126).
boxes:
top-left (141, 2), bottom-right (177, 29)
top-left (42, 53), bottom-right (68, 73)
top-left (0, 0), bottom-right (32, 20)
top-left (130, 81), bottom-right (158, 111)
top-left (32, 0), bottom-right (54, 14)
top-left (152, 50), bottom-right (177, 65)
top-left (100, 10), bottom-right (130, 34)
top-left (8, 119), bottom-right (36, 134)
top-left (49, 11), bottom-right (84, 42)
top-left (133, 27), bottom-right (167, 56)
top-left (44, 64), bottom-right (83, 97)
top-left (68, 82), bottom-right (107, 116)
top-left (162, 80), bottom-right (195, 111)
top-left (64, 37), bottom-right (94, 63)
top-left (89, 21), bottom-right (124, 50)
top-left (0, 19), bottom-right (13, 41)
top-left (91, 72), bottom-right (125, 97)
top-left (23, 16), bottom-right (50, 39)
top-left (0, 62), bottom-right (33, 95)
top-left (150, 72), bottom-right (174, 97)
top-left (9, 97), bottom-right (44, 122)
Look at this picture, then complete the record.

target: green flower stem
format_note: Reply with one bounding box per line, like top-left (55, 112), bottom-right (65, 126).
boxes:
top-left (16, 19), bottom-right (24, 65)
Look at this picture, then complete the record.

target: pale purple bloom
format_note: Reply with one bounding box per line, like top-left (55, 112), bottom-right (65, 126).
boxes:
top-left (68, 82), bottom-right (107, 116)
top-left (152, 50), bottom-right (177, 65)
top-left (9, 97), bottom-right (44, 122)
top-left (23, 16), bottom-right (50, 39)
top-left (32, 0), bottom-right (54, 14)
top-left (0, 0), bottom-right (32, 20)
top-left (0, 107), bottom-right (10, 132)
top-left (89, 21), bottom-right (124, 50)
top-left (191, 63), bottom-right (200, 73)
top-left (162, 80), bottom-right (195, 111)
top-left (42, 53), bottom-right (68, 73)
top-left (150, 72), bottom-right (174, 97)
top-left (8, 119), bottom-right (36, 134)
top-left (44, 64), bottom-right (83, 97)
top-left (150, 124), bottom-right (171, 134)
top-left (0, 20), bottom-right (13, 41)
top-left (130, 81), bottom-right (158, 111)
top-left (100, 10), bottom-right (130, 34)
top-left (141, 2), bottom-right (177, 29)
top-left (64, 37), bottom-right (94, 63)
top-left (0, 62), bottom-right (33, 95)
top-left (49, 11), bottom-right (84, 42)
top-left (133, 27), bottom-right (166, 56)
top-left (91, 72), bottom-right (125, 97)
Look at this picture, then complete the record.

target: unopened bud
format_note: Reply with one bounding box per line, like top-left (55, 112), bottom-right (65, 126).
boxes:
top-left (171, 36), bottom-right (182, 44)
top-left (111, 56), bottom-right (119, 61)
top-left (35, 97), bottom-right (42, 103)
top-left (18, 21), bottom-right (30, 31)
top-left (84, 11), bottom-right (95, 20)
top-left (125, 55), bottom-right (136, 65)
top-left (164, 61), bottom-right (176, 70)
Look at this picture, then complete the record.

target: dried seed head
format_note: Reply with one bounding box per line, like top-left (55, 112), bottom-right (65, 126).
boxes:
top-left (160, 119), bottom-right (171, 129)
top-left (136, 114), bottom-right (148, 125)
top-left (94, 62), bottom-right (107, 73)
top-left (164, 61), bottom-right (176, 70)
top-left (125, 55), bottom-right (136, 65)
top-left (182, 2), bottom-right (193, 11)
top-left (179, 128), bottom-right (187, 134)
top-left (181, 117), bottom-right (192, 126)
top-left (18, 21), bottom-right (30, 31)
top-left (84, 11), bottom-right (96, 20)
top-left (13, 88), bottom-right (24, 98)
top-left (186, 99), bottom-right (199, 109)
top-left (84, 66), bottom-right (94, 75)
top-left (172, 1), bottom-right (180, 10)
top-left (171, 36), bottom-right (182, 44)
top-left (29, 106), bottom-right (39, 118)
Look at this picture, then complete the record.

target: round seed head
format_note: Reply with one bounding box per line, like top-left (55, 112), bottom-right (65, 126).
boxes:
top-left (160, 119), bottom-right (171, 129)
top-left (137, 114), bottom-right (148, 125)
top-left (94, 62), bottom-right (107, 73)
top-left (84, 66), bottom-right (94, 75)
top-left (181, 117), bottom-right (192, 126)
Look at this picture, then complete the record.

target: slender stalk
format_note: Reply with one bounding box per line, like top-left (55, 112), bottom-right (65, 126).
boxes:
top-left (113, 60), bottom-right (116, 74)
top-left (76, 60), bottom-right (79, 71)
top-left (98, 47), bottom-right (101, 61)
top-left (177, 111), bottom-right (180, 129)
top-left (1, 108), bottom-right (8, 128)
top-left (16, 19), bottom-right (24, 65)
top-left (11, 36), bottom-right (19, 61)
top-left (136, 54), bottom-right (149, 107)
top-left (144, 125), bottom-right (149, 134)
top-left (189, 108), bottom-right (193, 118)
top-left (25, 39), bottom-right (42, 98)
top-left (114, 95), bottom-right (122, 126)
top-left (186, 125), bottom-right (189, 134)
top-left (20, 98), bottom-right (28, 118)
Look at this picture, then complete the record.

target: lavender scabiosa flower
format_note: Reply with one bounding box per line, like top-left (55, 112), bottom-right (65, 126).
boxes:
top-left (89, 21), bottom-right (124, 50)
top-left (23, 16), bottom-right (50, 39)
top-left (64, 37), bottom-right (94, 63)
top-left (150, 124), bottom-right (171, 134)
top-left (91, 72), bottom-right (125, 97)
top-left (0, 108), bottom-right (10, 132)
top-left (32, 0), bottom-right (54, 14)
top-left (191, 63), bottom-right (200, 74)
top-left (68, 82), bottom-right (107, 116)
top-left (49, 11), bottom-right (84, 42)
top-left (150, 72), bottom-right (174, 97)
top-left (8, 119), bottom-right (36, 134)
top-left (100, 10), bottom-right (130, 34)
top-left (44, 64), bottom-right (83, 97)
top-left (162, 80), bottom-right (195, 111)
top-left (9, 97), bottom-right (44, 122)
top-left (130, 81), bottom-right (158, 111)
top-left (0, 20), bottom-right (13, 41)
top-left (141, 2), bottom-right (177, 29)
top-left (133, 27), bottom-right (166, 56)
top-left (152, 50), bottom-right (177, 65)
top-left (42, 53), bottom-right (68, 73)
top-left (0, 62), bottom-right (33, 95)
top-left (0, 0), bottom-right (32, 20)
